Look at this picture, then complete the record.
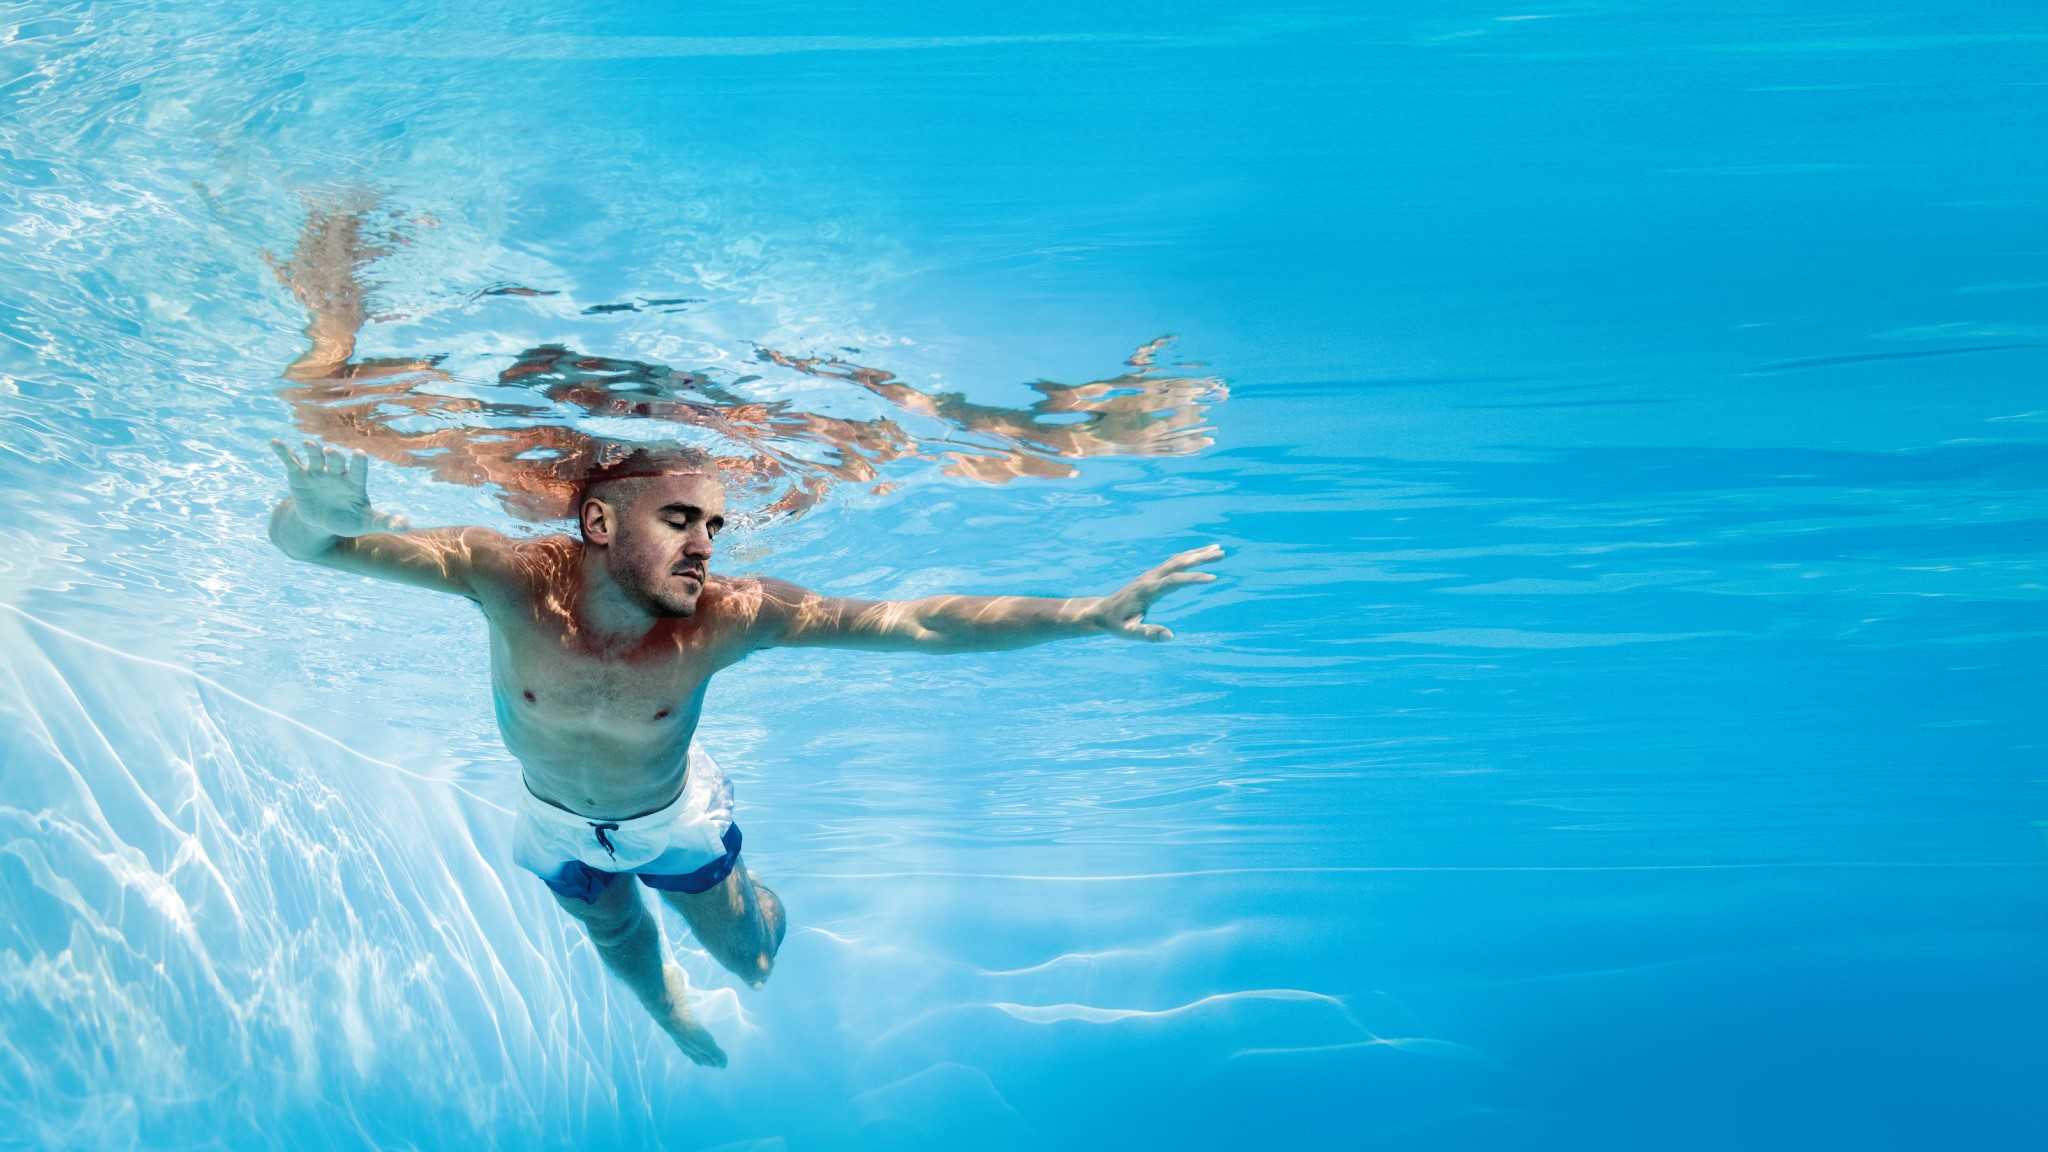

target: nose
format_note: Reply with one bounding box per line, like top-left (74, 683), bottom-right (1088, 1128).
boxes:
top-left (685, 525), bottom-right (714, 558)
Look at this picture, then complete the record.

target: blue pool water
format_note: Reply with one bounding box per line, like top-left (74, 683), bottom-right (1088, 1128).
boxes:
top-left (2, 2), bottom-right (2044, 1148)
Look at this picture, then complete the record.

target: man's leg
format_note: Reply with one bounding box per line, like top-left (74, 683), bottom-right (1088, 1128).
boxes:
top-left (657, 858), bottom-right (787, 988)
top-left (550, 876), bottom-right (727, 1067)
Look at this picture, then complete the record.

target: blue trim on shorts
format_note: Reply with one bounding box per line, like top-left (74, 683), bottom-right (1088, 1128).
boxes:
top-left (540, 823), bottom-right (743, 904)
top-left (638, 823), bottom-right (743, 895)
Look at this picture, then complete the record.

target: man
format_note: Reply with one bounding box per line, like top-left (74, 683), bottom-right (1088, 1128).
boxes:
top-left (267, 437), bottom-right (1222, 1066)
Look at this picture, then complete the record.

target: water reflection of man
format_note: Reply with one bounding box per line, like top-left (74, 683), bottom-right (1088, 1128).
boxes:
top-left (264, 201), bottom-right (1225, 1065)
top-left (268, 198), bottom-right (1228, 526)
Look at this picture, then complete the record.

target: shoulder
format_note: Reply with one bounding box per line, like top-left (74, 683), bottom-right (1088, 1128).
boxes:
top-left (698, 574), bottom-right (801, 619)
top-left (460, 529), bottom-right (554, 573)
top-left (499, 531), bottom-right (577, 564)
top-left (465, 531), bottom-right (575, 600)
top-left (697, 575), bottom-right (811, 641)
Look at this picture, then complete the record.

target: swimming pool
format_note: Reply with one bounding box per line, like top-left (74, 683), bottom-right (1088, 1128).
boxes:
top-left (1, 2), bottom-right (2043, 1148)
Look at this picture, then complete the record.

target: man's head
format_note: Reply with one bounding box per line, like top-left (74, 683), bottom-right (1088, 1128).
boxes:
top-left (576, 446), bottom-right (726, 616)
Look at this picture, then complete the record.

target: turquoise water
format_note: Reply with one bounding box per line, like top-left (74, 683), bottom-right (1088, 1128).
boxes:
top-left (2, 2), bottom-right (2045, 1148)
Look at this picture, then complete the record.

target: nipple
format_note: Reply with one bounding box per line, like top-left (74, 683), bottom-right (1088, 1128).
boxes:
top-left (655, 709), bottom-right (671, 720)
top-left (523, 690), bottom-right (536, 703)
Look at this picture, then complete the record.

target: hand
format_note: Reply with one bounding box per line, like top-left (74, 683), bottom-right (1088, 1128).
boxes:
top-left (269, 438), bottom-right (407, 537)
top-left (1094, 543), bottom-right (1224, 641)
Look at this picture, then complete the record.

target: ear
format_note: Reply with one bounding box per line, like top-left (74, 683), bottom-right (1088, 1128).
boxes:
top-left (580, 497), bottom-right (614, 545)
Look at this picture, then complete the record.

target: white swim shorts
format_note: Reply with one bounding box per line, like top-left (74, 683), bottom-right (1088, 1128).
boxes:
top-left (513, 743), bottom-right (741, 903)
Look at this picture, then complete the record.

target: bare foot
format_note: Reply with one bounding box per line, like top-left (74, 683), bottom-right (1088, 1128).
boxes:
top-left (658, 964), bottom-right (727, 1068)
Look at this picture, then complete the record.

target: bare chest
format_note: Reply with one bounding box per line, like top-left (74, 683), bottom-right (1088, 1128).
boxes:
top-left (488, 616), bottom-right (718, 726)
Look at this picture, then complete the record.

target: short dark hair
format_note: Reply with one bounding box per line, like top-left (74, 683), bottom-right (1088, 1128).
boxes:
top-left (574, 444), bottom-right (718, 536)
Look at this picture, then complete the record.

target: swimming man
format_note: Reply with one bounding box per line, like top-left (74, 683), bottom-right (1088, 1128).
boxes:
top-left (267, 438), bottom-right (1222, 1065)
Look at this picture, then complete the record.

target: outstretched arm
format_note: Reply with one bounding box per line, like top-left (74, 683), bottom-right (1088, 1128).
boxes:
top-left (755, 544), bottom-right (1223, 653)
top-left (268, 438), bottom-right (507, 598)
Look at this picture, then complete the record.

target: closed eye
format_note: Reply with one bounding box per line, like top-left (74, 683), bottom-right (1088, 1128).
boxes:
top-left (657, 503), bottom-right (724, 537)
top-left (659, 502), bottom-right (708, 528)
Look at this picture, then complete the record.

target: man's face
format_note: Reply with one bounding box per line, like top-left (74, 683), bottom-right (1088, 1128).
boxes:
top-left (586, 472), bottom-right (726, 616)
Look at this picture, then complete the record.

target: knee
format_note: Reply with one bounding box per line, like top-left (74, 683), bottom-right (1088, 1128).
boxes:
top-left (743, 884), bottom-right (786, 984)
top-left (738, 947), bottom-right (775, 988)
top-left (738, 916), bottom-right (784, 986)
top-left (713, 922), bottom-right (779, 986)
top-left (579, 900), bottom-right (646, 951)
top-left (588, 918), bottom-right (636, 951)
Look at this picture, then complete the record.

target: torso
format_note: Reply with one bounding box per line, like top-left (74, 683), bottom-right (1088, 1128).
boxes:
top-left (472, 536), bottom-right (764, 819)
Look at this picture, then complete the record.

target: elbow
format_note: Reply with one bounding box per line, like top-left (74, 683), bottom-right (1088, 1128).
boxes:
top-left (907, 626), bottom-right (1011, 655)
top-left (898, 619), bottom-right (972, 654)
